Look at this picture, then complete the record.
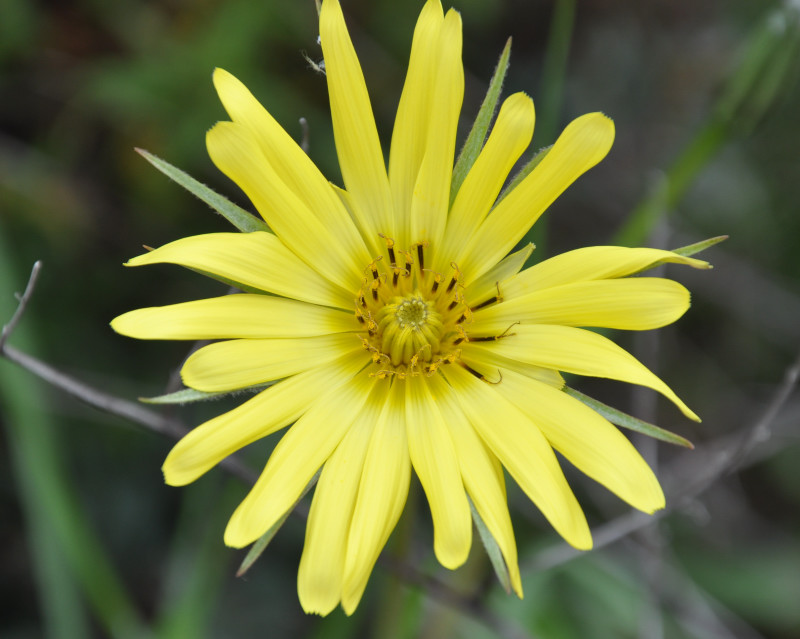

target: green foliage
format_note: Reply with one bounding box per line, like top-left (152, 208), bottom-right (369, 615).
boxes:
top-left (2, 0), bottom-right (800, 638)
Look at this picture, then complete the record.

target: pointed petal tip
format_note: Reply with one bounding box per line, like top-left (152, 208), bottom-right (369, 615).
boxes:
top-left (443, 6), bottom-right (462, 23)
top-left (109, 312), bottom-right (133, 337)
top-left (212, 68), bottom-right (239, 102)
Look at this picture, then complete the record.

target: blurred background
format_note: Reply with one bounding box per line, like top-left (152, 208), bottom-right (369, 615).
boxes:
top-left (1, 0), bottom-right (799, 637)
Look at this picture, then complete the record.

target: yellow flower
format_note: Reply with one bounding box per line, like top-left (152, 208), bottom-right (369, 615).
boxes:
top-left (112, 0), bottom-right (707, 616)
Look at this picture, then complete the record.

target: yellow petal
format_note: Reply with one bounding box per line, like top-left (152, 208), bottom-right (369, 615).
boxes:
top-left (463, 243), bottom-right (534, 309)
top-left (388, 0), bottom-right (444, 248)
top-left (111, 294), bottom-right (356, 340)
top-left (427, 374), bottom-right (522, 596)
top-left (206, 121), bottom-right (361, 291)
top-left (405, 376), bottom-right (472, 569)
top-left (443, 364), bottom-right (592, 550)
top-left (162, 352), bottom-right (366, 486)
top-left (408, 8), bottom-right (463, 250)
top-left (224, 371), bottom-right (376, 548)
top-left (442, 93), bottom-right (535, 270)
top-left (320, 0), bottom-right (394, 251)
top-left (181, 334), bottom-right (361, 392)
top-left (470, 324), bottom-right (700, 421)
top-left (341, 380), bottom-right (411, 614)
top-left (505, 245), bottom-right (710, 298)
top-left (472, 278), bottom-right (691, 333)
top-left (297, 384), bottom-right (387, 616)
top-left (461, 346), bottom-right (565, 389)
top-left (212, 68), bottom-right (372, 269)
top-left (126, 232), bottom-right (353, 310)
top-left (495, 369), bottom-right (665, 513)
top-left (459, 113), bottom-right (615, 282)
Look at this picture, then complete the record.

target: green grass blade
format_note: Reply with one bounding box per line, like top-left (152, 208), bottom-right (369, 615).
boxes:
top-left (1, 230), bottom-right (150, 639)
top-left (136, 148), bottom-right (269, 233)
top-left (614, 5), bottom-right (800, 246)
top-left (155, 482), bottom-right (235, 639)
top-left (534, 0), bottom-right (576, 147)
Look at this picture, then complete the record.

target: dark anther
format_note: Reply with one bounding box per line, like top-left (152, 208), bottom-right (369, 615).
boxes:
top-left (461, 362), bottom-right (502, 384)
top-left (416, 244), bottom-right (425, 272)
top-left (470, 296), bottom-right (499, 312)
top-left (470, 321), bottom-right (519, 341)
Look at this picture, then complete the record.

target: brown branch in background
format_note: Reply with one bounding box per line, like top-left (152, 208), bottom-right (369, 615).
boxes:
top-left (4, 261), bottom-right (797, 639)
top-left (1, 261), bottom-right (533, 639)
top-left (525, 345), bottom-right (800, 575)
top-left (0, 260), bottom-right (41, 351)
top-left (0, 262), bottom-right (257, 485)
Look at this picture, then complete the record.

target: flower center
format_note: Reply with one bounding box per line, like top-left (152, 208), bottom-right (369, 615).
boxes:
top-left (375, 294), bottom-right (442, 367)
top-left (355, 238), bottom-right (469, 379)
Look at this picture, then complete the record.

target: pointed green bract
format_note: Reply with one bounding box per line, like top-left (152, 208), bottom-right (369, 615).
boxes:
top-left (565, 387), bottom-right (694, 449)
top-left (497, 144), bottom-right (551, 204)
top-left (136, 148), bottom-right (269, 233)
top-left (469, 497), bottom-right (512, 594)
top-left (449, 38), bottom-right (512, 206)
top-left (236, 471), bottom-right (321, 577)
top-left (671, 235), bottom-right (728, 258)
top-left (140, 385), bottom-right (269, 405)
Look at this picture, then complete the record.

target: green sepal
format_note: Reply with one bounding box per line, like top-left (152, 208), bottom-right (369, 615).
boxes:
top-left (626, 235), bottom-right (725, 276)
top-left (469, 497), bottom-right (512, 595)
top-left (140, 384), bottom-right (270, 405)
top-left (135, 148), bottom-right (269, 233)
top-left (497, 144), bottom-right (552, 204)
top-left (236, 470), bottom-right (321, 577)
top-left (565, 387), bottom-right (694, 449)
top-left (450, 38), bottom-right (512, 206)
top-left (670, 235), bottom-right (728, 258)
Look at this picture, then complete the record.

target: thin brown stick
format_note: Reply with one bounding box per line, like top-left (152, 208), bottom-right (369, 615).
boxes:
top-left (2, 262), bottom-right (528, 639)
top-left (0, 260), bottom-right (41, 351)
top-left (525, 346), bottom-right (800, 574)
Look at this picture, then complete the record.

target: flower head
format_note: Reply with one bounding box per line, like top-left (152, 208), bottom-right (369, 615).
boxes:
top-left (112, 0), bottom-right (707, 616)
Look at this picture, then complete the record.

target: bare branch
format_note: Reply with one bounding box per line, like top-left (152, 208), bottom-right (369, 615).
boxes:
top-left (0, 260), bottom-right (41, 351)
top-left (1, 261), bottom-right (524, 634)
top-left (2, 343), bottom-right (258, 485)
top-left (525, 346), bottom-right (800, 575)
